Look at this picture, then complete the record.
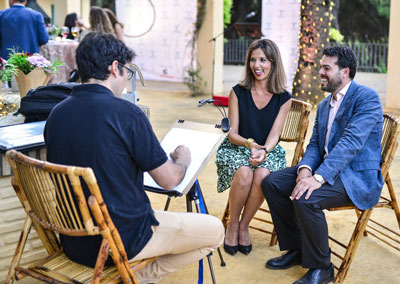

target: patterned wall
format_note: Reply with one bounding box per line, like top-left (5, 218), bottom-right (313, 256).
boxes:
top-left (116, 0), bottom-right (197, 82)
top-left (261, 0), bottom-right (300, 89)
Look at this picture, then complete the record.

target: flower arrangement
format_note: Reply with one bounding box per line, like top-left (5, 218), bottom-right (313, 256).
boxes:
top-left (0, 57), bottom-right (17, 83)
top-left (7, 48), bottom-right (63, 75)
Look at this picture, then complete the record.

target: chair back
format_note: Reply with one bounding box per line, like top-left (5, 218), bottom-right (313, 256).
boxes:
top-left (380, 113), bottom-right (400, 180)
top-left (6, 150), bottom-right (99, 239)
top-left (280, 98), bottom-right (312, 166)
top-left (6, 150), bottom-right (143, 284)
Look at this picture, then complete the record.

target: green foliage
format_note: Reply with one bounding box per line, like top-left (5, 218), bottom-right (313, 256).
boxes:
top-left (184, 66), bottom-right (205, 97)
top-left (338, 0), bottom-right (390, 42)
top-left (370, 0), bottom-right (391, 19)
top-left (224, 0), bottom-right (233, 28)
top-left (196, 0), bottom-right (207, 34)
top-left (7, 48), bottom-right (64, 75)
top-left (374, 62), bottom-right (387, 73)
top-left (329, 27), bottom-right (344, 43)
top-left (0, 57), bottom-right (17, 83)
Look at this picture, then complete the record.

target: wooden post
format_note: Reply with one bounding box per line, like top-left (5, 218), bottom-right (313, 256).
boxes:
top-left (197, 0), bottom-right (224, 96)
top-left (386, 0), bottom-right (400, 111)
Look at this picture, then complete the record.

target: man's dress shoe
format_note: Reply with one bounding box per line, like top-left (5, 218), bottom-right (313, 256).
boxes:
top-left (238, 244), bottom-right (252, 255)
top-left (265, 250), bottom-right (301, 270)
top-left (293, 264), bottom-right (334, 284)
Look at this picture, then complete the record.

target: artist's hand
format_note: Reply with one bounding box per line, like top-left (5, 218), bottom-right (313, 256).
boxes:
top-left (291, 175), bottom-right (321, 200)
top-left (170, 145), bottom-right (191, 168)
top-left (249, 143), bottom-right (266, 167)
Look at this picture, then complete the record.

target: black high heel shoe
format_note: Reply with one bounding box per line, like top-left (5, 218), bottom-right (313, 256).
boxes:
top-left (224, 243), bottom-right (239, 255)
top-left (224, 226), bottom-right (238, 255)
top-left (238, 244), bottom-right (252, 255)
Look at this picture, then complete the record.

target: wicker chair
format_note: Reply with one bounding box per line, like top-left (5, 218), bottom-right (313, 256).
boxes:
top-left (328, 113), bottom-right (400, 283)
top-left (5, 150), bottom-right (156, 284)
top-left (221, 99), bottom-right (312, 246)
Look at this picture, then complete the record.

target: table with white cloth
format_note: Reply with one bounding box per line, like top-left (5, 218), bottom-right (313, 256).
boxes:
top-left (40, 40), bottom-right (79, 83)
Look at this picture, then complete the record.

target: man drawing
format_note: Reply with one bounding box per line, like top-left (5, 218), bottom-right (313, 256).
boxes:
top-left (44, 32), bottom-right (224, 284)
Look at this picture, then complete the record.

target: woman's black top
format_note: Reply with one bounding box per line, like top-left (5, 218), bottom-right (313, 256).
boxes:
top-left (233, 84), bottom-right (291, 146)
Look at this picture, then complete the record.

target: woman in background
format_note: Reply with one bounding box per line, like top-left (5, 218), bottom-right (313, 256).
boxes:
top-left (216, 39), bottom-right (291, 256)
top-left (103, 8), bottom-right (124, 41)
top-left (79, 6), bottom-right (113, 40)
top-left (64, 13), bottom-right (77, 40)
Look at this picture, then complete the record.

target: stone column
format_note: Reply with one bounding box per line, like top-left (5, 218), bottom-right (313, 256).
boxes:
top-left (197, 0), bottom-right (224, 96)
top-left (0, 0), bottom-right (7, 10)
top-left (386, 0), bottom-right (400, 111)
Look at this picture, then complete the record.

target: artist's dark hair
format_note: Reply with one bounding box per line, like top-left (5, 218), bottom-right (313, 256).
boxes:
top-left (76, 32), bottom-right (136, 83)
top-left (240, 39), bottom-right (286, 93)
top-left (323, 46), bottom-right (358, 79)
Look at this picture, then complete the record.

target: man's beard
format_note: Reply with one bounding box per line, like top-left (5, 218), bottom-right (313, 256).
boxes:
top-left (321, 74), bottom-right (342, 93)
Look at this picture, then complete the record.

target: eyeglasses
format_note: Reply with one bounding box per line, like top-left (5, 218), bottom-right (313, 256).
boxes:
top-left (118, 63), bottom-right (135, 80)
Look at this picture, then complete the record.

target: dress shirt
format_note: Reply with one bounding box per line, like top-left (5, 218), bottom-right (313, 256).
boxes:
top-left (324, 81), bottom-right (351, 157)
top-left (298, 81), bottom-right (352, 176)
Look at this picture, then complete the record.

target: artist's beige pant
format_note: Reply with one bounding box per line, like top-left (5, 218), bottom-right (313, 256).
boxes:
top-left (130, 210), bottom-right (224, 284)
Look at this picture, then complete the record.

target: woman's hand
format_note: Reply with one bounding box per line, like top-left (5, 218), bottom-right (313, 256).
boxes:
top-left (249, 143), bottom-right (267, 166)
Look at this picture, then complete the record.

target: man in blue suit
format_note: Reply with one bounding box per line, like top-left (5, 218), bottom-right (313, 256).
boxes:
top-left (262, 46), bottom-right (383, 284)
top-left (0, 0), bottom-right (49, 59)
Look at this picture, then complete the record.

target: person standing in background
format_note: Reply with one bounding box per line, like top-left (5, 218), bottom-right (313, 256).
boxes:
top-left (103, 8), bottom-right (124, 41)
top-left (0, 0), bottom-right (49, 59)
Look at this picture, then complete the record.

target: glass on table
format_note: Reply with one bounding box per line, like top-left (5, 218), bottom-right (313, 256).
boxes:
top-left (61, 26), bottom-right (69, 40)
top-left (71, 27), bottom-right (79, 41)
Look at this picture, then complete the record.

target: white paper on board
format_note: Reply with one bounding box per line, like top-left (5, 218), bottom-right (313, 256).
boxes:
top-left (144, 127), bottom-right (221, 193)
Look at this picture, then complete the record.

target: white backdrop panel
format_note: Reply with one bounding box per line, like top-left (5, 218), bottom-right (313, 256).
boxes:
top-left (116, 0), bottom-right (197, 82)
top-left (261, 0), bottom-right (300, 89)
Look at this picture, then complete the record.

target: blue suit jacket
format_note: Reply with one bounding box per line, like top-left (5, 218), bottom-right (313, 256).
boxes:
top-left (298, 81), bottom-right (383, 210)
top-left (0, 5), bottom-right (49, 59)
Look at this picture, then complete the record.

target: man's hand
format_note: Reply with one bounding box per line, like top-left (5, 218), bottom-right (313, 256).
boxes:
top-left (149, 145), bottom-right (191, 190)
top-left (296, 167), bottom-right (312, 183)
top-left (291, 176), bottom-right (322, 200)
top-left (249, 143), bottom-right (267, 167)
top-left (170, 145), bottom-right (191, 168)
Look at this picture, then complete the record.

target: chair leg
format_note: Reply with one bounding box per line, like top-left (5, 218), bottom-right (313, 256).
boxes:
top-left (5, 216), bottom-right (32, 284)
top-left (386, 175), bottom-right (400, 229)
top-left (221, 200), bottom-right (230, 227)
top-left (92, 238), bottom-right (110, 284)
top-left (335, 209), bottom-right (373, 284)
top-left (269, 228), bottom-right (278, 246)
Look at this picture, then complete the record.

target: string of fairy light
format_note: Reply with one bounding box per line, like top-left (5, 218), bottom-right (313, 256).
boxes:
top-left (291, 0), bottom-right (334, 109)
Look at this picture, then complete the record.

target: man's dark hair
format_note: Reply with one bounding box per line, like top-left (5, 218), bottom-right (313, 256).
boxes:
top-left (323, 46), bottom-right (357, 79)
top-left (76, 32), bottom-right (136, 83)
top-left (14, 0), bottom-right (27, 3)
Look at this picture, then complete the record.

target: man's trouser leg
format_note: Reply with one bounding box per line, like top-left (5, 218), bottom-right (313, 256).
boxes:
top-left (262, 166), bottom-right (352, 268)
top-left (130, 210), bottom-right (224, 284)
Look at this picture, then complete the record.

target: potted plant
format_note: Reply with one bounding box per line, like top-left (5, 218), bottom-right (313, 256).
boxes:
top-left (7, 48), bottom-right (63, 98)
top-left (0, 57), bottom-right (17, 92)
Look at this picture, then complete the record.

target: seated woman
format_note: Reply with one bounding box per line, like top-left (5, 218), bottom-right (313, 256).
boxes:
top-left (64, 13), bottom-right (78, 40)
top-left (79, 6), bottom-right (114, 41)
top-left (103, 8), bottom-right (124, 42)
top-left (216, 39), bottom-right (292, 256)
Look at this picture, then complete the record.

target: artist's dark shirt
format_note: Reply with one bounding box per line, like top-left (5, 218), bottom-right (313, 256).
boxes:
top-left (233, 84), bottom-right (291, 145)
top-left (44, 84), bottom-right (167, 267)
